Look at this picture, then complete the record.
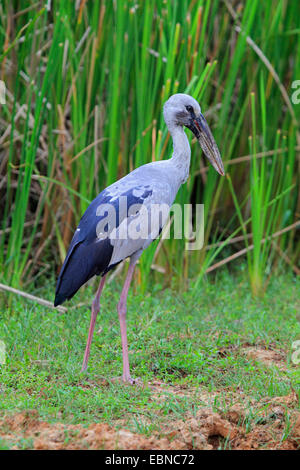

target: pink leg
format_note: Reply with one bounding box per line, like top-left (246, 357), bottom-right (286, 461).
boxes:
top-left (117, 260), bottom-right (137, 383)
top-left (81, 275), bottom-right (106, 372)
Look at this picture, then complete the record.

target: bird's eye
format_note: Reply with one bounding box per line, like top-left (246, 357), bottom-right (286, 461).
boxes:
top-left (186, 105), bottom-right (193, 113)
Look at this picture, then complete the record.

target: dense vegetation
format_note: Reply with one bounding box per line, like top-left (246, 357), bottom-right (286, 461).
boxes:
top-left (0, 0), bottom-right (299, 297)
top-left (0, 270), bottom-right (299, 432)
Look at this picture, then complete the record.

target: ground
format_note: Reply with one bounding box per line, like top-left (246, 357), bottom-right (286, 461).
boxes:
top-left (0, 266), bottom-right (299, 450)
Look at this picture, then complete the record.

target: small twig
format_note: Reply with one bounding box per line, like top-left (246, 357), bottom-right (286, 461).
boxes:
top-left (205, 233), bottom-right (253, 250)
top-left (151, 264), bottom-right (166, 274)
top-left (0, 8), bottom-right (46, 63)
top-left (0, 282), bottom-right (67, 313)
top-left (0, 220), bottom-right (37, 235)
top-left (235, 25), bottom-right (299, 134)
top-left (12, 2), bottom-right (40, 19)
top-left (271, 242), bottom-right (300, 276)
top-left (224, 0), bottom-right (299, 137)
top-left (69, 137), bottom-right (108, 164)
top-left (205, 221), bottom-right (300, 274)
top-left (194, 146), bottom-right (300, 176)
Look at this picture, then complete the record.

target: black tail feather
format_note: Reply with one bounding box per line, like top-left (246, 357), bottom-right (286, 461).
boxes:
top-left (54, 238), bottom-right (113, 307)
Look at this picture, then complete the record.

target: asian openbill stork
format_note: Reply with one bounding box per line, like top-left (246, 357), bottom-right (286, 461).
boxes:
top-left (54, 94), bottom-right (225, 384)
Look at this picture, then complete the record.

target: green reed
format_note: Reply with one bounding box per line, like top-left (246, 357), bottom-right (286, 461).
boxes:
top-left (0, 0), bottom-right (299, 297)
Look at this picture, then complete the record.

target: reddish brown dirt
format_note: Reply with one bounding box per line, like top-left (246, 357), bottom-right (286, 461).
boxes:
top-left (0, 410), bottom-right (184, 450)
top-left (1, 390), bottom-right (299, 450)
top-left (243, 347), bottom-right (287, 370)
top-left (1, 345), bottom-right (299, 450)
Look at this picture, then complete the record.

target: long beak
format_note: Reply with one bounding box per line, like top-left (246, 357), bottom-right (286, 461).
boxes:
top-left (187, 113), bottom-right (225, 176)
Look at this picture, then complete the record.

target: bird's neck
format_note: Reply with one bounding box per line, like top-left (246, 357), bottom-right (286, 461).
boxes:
top-left (168, 124), bottom-right (191, 184)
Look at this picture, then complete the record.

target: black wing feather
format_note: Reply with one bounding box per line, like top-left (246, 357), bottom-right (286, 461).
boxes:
top-left (54, 237), bottom-right (113, 306)
top-left (54, 190), bottom-right (114, 306)
top-left (54, 185), bottom-right (153, 306)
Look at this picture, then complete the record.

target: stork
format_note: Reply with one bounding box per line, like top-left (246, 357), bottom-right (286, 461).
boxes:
top-left (54, 94), bottom-right (225, 384)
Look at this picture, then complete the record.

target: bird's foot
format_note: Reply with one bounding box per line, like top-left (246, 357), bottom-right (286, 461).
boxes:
top-left (111, 376), bottom-right (144, 386)
top-left (123, 376), bottom-right (143, 386)
top-left (80, 363), bottom-right (88, 373)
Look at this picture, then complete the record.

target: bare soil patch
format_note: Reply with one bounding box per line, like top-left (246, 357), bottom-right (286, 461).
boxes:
top-left (0, 388), bottom-right (299, 450)
top-left (243, 347), bottom-right (287, 370)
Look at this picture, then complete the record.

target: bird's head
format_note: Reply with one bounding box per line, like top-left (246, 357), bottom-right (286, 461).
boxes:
top-left (163, 93), bottom-right (225, 176)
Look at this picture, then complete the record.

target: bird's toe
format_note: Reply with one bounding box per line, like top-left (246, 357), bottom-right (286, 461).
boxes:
top-left (111, 376), bottom-right (145, 387)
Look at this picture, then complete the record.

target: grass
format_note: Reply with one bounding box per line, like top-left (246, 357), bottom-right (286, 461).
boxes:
top-left (0, 0), bottom-right (299, 295)
top-left (0, 2), bottom-right (299, 448)
top-left (0, 265), bottom-right (299, 436)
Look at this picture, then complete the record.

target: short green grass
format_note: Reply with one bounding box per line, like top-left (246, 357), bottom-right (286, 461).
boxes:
top-left (0, 265), bottom-right (299, 438)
